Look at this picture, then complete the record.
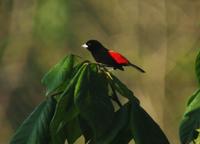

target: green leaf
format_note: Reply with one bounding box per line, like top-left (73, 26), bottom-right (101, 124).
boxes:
top-left (41, 54), bottom-right (76, 96)
top-left (98, 102), bottom-right (132, 144)
top-left (180, 51), bottom-right (200, 143)
top-left (179, 112), bottom-right (200, 144)
top-left (79, 116), bottom-right (93, 143)
top-left (74, 64), bottom-right (115, 143)
top-left (110, 127), bottom-right (132, 144)
top-left (130, 101), bottom-right (169, 144)
top-left (185, 89), bottom-right (200, 114)
top-left (109, 74), bottom-right (140, 103)
top-left (187, 89), bottom-right (200, 106)
top-left (62, 117), bottom-right (82, 144)
top-left (195, 50), bottom-right (200, 84)
top-left (194, 129), bottom-right (200, 143)
top-left (179, 89), bottom-right (200, 144)
top-left (50, 64), bottom-right (86, 144)
top-left (10, 97), bottom-right (56, 144)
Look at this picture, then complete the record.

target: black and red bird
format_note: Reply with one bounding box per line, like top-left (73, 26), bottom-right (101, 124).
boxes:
top-left (82, 40), bottom-right (145, 73)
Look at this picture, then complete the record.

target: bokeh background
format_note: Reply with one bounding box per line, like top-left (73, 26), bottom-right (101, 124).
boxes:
top-left (0, 0), bottom-right (200, 143)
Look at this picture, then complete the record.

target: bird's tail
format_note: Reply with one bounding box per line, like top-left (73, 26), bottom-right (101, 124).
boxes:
top-left (129, 63), bottom-right (145, 73)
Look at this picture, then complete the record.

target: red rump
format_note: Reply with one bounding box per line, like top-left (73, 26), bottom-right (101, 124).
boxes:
top-left (108, 50), bottom-right (129, 64)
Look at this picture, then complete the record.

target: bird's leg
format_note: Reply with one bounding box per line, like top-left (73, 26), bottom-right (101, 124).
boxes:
top-left (98, 63), bottom-right (107, 69)
top-left (105, 71), bottom-right (113, 80)
top-left (96, 63), bottom-right (105, 73)
top-left (106, 67), bottom-right (114, 72)
top-left (100, 66), bottom-right (113, 80)
top-left (98, 63), bottom-right (114, 72)
top-left (96, 63), bottom-right (114, 80)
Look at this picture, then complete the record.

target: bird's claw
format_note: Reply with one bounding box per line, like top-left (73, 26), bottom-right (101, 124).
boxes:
top-left (105, 71), bottom-right (113, 80)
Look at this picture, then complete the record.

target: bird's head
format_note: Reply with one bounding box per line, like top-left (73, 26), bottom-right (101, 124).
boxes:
top-left (82, 40), bottom-right (104, 52)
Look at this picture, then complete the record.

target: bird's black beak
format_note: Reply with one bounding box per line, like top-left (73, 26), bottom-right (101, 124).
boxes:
top-left (82, 44), bottom-right (88, 49)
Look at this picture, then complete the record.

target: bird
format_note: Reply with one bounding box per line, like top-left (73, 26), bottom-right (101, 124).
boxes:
top-left (82, 40), bottom-right (145, 73)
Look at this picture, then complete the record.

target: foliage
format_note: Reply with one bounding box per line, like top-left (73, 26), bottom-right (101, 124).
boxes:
top-left (10, 54), bottom-right (169, 144)
top-left (196, 51), bottom-right (200, 85)
top-left (194, 129), bottom-right (200, 144)
top-left (179, 50), bottom-right (200, 144)
top-left (10, 97), bottom-right (56, 144)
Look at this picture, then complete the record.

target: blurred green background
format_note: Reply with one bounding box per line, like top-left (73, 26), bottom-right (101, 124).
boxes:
top-left (0, 0), bottom-right (200, 143)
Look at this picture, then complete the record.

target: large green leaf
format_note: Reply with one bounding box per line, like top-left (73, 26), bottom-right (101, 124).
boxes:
top-left (78, 103), bottom-right (132, 144)
top-left (195, 50), bottom-right (200, 84)
top-left (187, 89), bottom-right (200, 107)
top-left (179, 89), bottom-right (200, 144)
top-left (185, 89), bottom-right (200, 114)
top-left (79, 116), bottom-right (93, 143)
top-left (194, 129), bottom-right (200, 143)
top-left (65, 117), bottom-right (82, 144)
top-left (50, 64), bottom-right (86, 144)
top-left (130, 101), bottom-right (169, 144)
top-left (110, 126), bottom-right (132, 144)
top-left (109, 74), bottom-right (139, 103)
top-left (52, 117), bottom-right (82, 144)
top-left (179, 112), bottom-right (200, 144)
top-left (41, 54), bottom-right (76, 96)
top-left (74, 64), bottom-right (115, 143)
top-left (10, 97), bottom-right (56, 144)
top-left (98, 102), bottom-right (132, 144)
